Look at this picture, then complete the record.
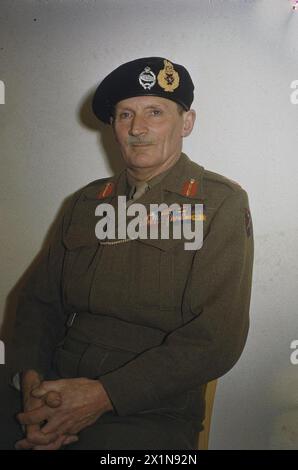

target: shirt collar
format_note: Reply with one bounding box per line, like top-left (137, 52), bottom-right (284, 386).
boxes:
top-left (96, 152), bottom-right (206, 201)
top-left (125, 157), bottom-right (179, 195)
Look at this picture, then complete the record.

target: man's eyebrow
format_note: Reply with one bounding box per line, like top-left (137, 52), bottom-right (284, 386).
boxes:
top-left (144, 104), bottom-right (165, 109)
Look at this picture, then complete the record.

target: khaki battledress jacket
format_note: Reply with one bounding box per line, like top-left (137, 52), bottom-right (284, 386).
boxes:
top-left (11, 152), bottom-right (254, 430)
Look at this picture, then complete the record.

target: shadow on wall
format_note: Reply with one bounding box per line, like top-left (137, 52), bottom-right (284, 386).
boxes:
top-left (78, 87), bottom-right (126, 176)
top-left (0, 87), bottom-right (125, 360)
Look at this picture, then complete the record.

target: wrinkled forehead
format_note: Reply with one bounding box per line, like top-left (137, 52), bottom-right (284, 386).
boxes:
top-left (115, 95), bottom-right (179, 111)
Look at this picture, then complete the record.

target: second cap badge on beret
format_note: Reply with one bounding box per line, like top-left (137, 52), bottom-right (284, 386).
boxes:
top-left (157, 59), bottom-right (180, 92)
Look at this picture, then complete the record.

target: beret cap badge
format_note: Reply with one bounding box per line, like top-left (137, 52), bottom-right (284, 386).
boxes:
top-left (139, 66), bottom-right (156, 90)
top-left (157, 59), bottom-right (180, 92)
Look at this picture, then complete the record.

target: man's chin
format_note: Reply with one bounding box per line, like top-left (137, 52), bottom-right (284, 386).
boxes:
top-left (125, 152), bottom-right (159, 168)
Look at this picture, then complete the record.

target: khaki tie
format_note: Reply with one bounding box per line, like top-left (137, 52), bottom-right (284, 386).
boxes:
top-left (127, 181), bottom-right (150, 206)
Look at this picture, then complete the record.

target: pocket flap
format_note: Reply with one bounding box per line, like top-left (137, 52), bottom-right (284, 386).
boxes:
top-left (135, 236), bottom-right (185, 252)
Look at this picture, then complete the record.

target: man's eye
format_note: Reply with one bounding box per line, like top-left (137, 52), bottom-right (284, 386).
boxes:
top-left (151, 109), bottom-right (162, 116)
top-left (118, 112), bottom-right (131, 119)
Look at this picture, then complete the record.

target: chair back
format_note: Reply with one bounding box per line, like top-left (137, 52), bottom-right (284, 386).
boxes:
top-left (197, 379), bottom-right (218, 450)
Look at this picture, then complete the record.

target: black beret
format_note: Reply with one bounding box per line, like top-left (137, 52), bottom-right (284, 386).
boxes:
top-left (92, 57), bottom-right (195, 124)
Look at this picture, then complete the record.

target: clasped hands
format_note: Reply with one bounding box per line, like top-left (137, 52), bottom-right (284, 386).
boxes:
top-left (15, 370), bottom-right (113, 450)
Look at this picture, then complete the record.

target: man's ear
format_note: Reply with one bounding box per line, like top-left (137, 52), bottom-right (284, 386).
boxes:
top-left (182, 109), bottom-right (196, 137)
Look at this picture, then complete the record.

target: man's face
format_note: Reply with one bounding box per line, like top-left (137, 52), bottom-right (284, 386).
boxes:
top-left (111, 95), bottom-right (195, 173)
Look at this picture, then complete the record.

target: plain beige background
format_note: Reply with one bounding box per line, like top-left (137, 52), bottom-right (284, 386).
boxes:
top-left (1, 0), bottom-right (298, 449)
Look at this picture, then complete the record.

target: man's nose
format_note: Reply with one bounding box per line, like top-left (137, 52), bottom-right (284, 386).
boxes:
top-left (129, 114), bottom-right (147, 136)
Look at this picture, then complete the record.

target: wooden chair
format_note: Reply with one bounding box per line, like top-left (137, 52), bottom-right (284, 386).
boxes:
top-left (197, 379), bottom-right (218, 450)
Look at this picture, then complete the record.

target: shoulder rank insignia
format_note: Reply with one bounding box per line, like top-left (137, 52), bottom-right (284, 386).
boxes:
top-left (181, 178), bottom-right (199, 197)
top-left (157, 59), bottom-right (180, 92)
top-left (96, 181), bottom-right (114, 199)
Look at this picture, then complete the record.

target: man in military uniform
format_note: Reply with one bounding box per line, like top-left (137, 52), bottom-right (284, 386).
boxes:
top-left (1, 57), bottom-right (254, 450)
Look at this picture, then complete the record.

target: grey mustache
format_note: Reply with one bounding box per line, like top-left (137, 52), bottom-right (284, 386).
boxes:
top-left (127, 136), bottom-right (154, 145)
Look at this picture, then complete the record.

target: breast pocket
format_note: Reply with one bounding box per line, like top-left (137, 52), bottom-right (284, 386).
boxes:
top-left (62, 244), bottom-right (102, 312)
top-left (128, 238), bottom-right (185, 312)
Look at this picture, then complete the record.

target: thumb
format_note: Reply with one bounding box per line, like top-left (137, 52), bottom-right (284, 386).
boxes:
top-left (31, 379), bottom-right (62, 398)
top-left (44, 391), bottom-right (62, 408)
top-left (31, 384), bottom-right (49, 399)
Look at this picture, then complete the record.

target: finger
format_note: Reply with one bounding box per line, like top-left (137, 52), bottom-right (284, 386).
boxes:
top-left (27, 422), bottom-right (59, 446)
top-left (33, 434), bottom-right (68, 451)
top-left (26, 429), bottom-right (59, 445)
top-left (22, 370), bottom-right (42, 390)
top-left (16, 431), bottom-right (77, 450)
top-left (17, 406), bottom-right (50, 425)
top-left (44, 391), bottom-right (62, 408)
top-left (62, 435), bottom-right (79, 446)
top-left (32, 433), bottom-right (79, 450)
top-left (39, 415), bottom-right (70, 435)
top-left (15, 438), bottom-right (35, 450)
